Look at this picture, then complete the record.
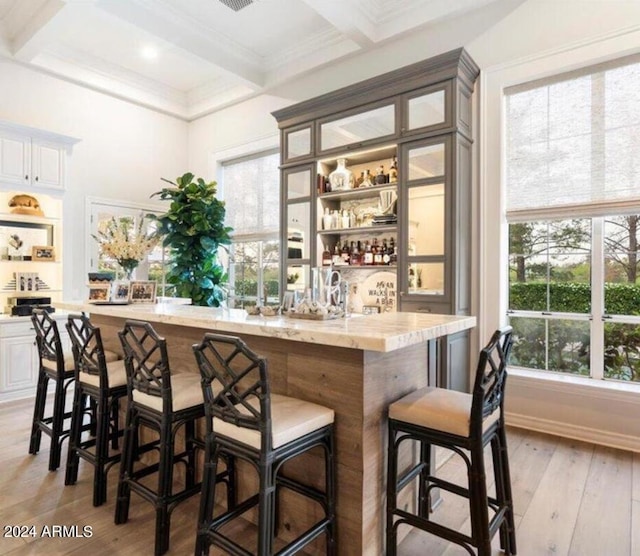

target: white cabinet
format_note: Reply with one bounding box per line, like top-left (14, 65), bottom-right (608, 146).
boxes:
top-left (0, 314), bottom-right (70, 402)
top-left (0, 123), bottom-right (79, 192)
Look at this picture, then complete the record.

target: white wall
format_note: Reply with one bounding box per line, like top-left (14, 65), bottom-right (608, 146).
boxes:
top-left (0, 60), bottom-right (189, 298)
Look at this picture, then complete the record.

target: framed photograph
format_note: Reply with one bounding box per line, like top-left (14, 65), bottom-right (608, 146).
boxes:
top-left (88, 284), bottom-right (110, 302)
top-left (0, 220), bottom-right (53, 260)
top-left (362, 305), bottom-right (381, 315)
top-left (129, 281), bottom-right (157, 304)
top-left (15, 272), bottom-right (39, 292)
top-left (32, 245), bottom-right (56, 261)
top-left (111, 281), bottom-right (130, 302)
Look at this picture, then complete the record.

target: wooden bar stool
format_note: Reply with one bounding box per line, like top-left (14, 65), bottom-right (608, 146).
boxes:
top-left (386, 326), bottom-right (516, 556)
top-left (193, 332), bottom-right (337, 556)
top-left (29, 309), bottom-right (119, 471)
top-left (64, 313), bottom-right (127, 506)
top-left (115, 320), bottom-right (221, 556)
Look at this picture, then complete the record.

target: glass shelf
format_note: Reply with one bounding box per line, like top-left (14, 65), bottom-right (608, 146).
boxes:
top-left (318, 183), bottom-right (396, 202)
top-left (318, 224), bottom-right (397, 235)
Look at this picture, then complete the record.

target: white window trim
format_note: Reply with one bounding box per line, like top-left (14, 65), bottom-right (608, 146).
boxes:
top-left (479, 25), bottom-right (640, 349)
top-left (84, 196), bottom-right (165, 286)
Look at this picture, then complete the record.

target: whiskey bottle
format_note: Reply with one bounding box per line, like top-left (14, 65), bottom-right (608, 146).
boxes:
top-left (350, 241), bottom-right (361, 266)
top-left (341, 241), bottom-right (350, 265)
top-left (322, 244), bottom-right (332, 266)
top-left (363, 241), bottom-right (374, 265)
top-left (373, 238), bottom-right (383, 265)
top-left (332, 243), bottom-right (342, 265)
top-left (375, 166), bottom-right (386, 185)
top-left (356, 171), bottom-right (364, 188)
top-left (382, 238), bottom-right (391, 265)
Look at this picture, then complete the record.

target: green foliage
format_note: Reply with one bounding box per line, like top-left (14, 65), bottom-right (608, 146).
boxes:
top-left (233, 279), bottom-right (279, 298)
top-left (510, 282), bottom-right (640, 381)
top-left (151, 173), bottom-right (233, 307)
top-left (510, 282), bottom-right (640, 315)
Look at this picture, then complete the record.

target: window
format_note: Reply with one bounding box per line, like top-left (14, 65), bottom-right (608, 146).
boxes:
top-left (221, 150), bottom-right (280, 308)
top-left (505, 55), bottom-right (640, 383)
top-left (89, 201), bottom-right (166, 288)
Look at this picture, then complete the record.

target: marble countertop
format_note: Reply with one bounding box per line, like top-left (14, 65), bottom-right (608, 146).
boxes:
top-left (55, 301), bottom-right (476, 353)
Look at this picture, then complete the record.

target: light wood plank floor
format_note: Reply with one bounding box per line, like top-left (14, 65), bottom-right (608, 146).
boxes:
top-left (1, 395), bottom-right (639, 555)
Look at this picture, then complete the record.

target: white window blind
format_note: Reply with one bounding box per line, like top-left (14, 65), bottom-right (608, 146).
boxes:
top-left (505, 54), bottom-right (640, 222)
top-left (222, 150), bottom-right (280, 238)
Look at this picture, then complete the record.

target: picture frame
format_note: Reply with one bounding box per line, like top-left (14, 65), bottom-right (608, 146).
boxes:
top-left (32, 245), bottom-right (56, 261)
top-left (129, 280), bottom-right (157, 304)
top-left (15, 272), bottom-right (39, 293)
top-left (88, 284), bottom-right (111, 302)
top-left (0, 220), bottom-right (53, 260)
top-left (362, 305), bottom-right (381, 315)
top-left (111, 280), bottom-right (130, 302)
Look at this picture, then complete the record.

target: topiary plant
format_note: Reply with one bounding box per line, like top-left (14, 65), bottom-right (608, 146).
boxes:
top-left (151, 172), bottom-right (233, 307)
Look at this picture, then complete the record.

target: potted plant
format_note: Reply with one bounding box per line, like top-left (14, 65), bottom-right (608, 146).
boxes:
top-left (151, 173), bottom-right (233, 307)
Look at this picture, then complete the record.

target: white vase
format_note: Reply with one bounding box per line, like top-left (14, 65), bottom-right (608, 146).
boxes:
top-left (329, 158), bottom-right (354, 191)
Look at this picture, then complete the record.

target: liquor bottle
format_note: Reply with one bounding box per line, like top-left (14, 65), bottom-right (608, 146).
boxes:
top-left (362, 169), bottom-right (374, 187)
top-left (341, 209), bottom-right (350, 229)
top-left (375, 166), bottom-right (386, 185)
top-left (341, 241), bottom-right (350, 265)
top-left (363, 241), bottom-right (373, 265)
top-left (390, 238), bottom-right (397, 265)
top-left (322, 207), bottom-right (332, 230)
top-left (332, 243), bottom-right (342, 265)
top-left (355, 171), bottom-right (364, 188)
top-left (350, 241), bottom-right (361, 266)
top-left (382, 238), bottom-right (391, 265)
top-left (373, 238), bottom-right (383, 265)
top-left (388, 156), bottom-right (398, 183)
top-left (322, 244), bottom-right (332, 266)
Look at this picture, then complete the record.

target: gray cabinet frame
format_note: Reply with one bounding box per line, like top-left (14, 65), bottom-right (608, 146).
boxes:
top-left (273, 48), bottom-right (479, 391)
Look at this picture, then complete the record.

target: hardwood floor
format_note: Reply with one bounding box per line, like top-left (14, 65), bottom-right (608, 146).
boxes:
top-left (1, 395), bottom-right (639, 555)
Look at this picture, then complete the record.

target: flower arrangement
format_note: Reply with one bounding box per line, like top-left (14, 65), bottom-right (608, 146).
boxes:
top-left (93, 215), bottom-right (159, 279)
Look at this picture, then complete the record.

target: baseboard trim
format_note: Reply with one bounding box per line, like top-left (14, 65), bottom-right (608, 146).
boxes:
top-left (505, 411), bottom-right (640, 453)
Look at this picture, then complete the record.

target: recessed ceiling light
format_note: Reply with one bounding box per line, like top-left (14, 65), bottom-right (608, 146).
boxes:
top-left (140, 46), bottom-right (158, 60)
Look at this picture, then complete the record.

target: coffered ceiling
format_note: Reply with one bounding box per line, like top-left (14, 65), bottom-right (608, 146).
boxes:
top-left (0, 0), bottom-right (508, 120)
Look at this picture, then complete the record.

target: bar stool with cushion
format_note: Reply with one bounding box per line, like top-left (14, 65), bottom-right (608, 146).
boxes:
top-left (386, 326), bottom-right (516, 556)
top-left (193, 332), bottom-right (337, 556)
top-left (29, 309), bottom-right (119, 471)
top-left (115, 320), bottom-right (214, 556)
top-left (64, 313), bottom-right (128, 506)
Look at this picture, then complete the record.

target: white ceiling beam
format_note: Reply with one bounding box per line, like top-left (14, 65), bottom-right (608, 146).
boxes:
top-left (94, 0), bottom-right (264, 89)
top-left (10, 0), bottom-right (66, 62)
top-left (301, 0), bottom-right (376, 48)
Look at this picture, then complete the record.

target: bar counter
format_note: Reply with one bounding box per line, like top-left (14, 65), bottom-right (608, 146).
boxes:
top-left (57, 301), bottom-right (476, 555)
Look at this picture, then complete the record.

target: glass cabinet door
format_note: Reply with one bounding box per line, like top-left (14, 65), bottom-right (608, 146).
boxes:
top-left (286, 168), bottom-right (312, 200)
top-left (285, 126), bottom-right (312, 161)
top-left (319, 103), bottom-right (395, 152)
top-left (403, 83), bottom-right (450, 136)
top-left (402, 139), bottom-right (448, 298)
